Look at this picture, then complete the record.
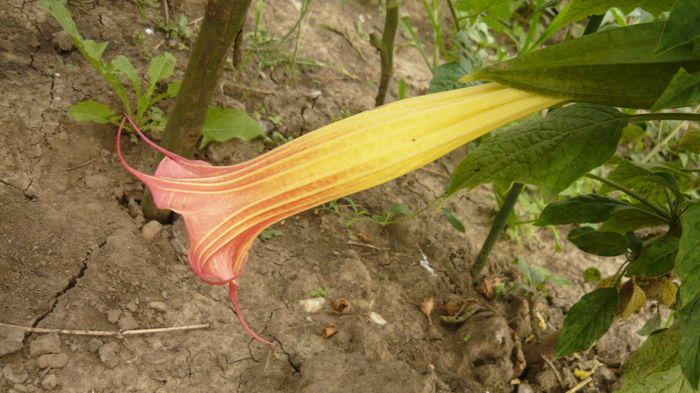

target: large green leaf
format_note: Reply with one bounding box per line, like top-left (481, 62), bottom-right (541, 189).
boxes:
top-left (679, 128), bottom-right (700, 154)
top-left (200, 108), bottom-right (266, 149)
top-left (656, 0), bottom-right (700, 54)
top-left (599, 207), bottom-right (669, 233)
top-left (427, 61), bottom-right (474, 93)
top-left (568, 227), bottom-right (629, 257)
top-left (676, 203), bottom-right (700, 306)
top-left (536, 194), bottom-right (633, 226)
top-left (146, 52), bottom-right (176, 90)
top-left (464, 23), bottom-right (700, 109)
top-left (652, 68), bottom-right (700, 110)
top-left (110, 55), bottom-right (141, 95)
top-left (602, 160), bottom-right (667, 205)
top-left (67, 100), bottom-right (116, 124)
top-left (676, 204), bottom-right (700, 389)
top-left (555, 287), bottom-right (619, 357)
top-left (681, 294), bottom-right (700, 390)
top-left (616, 364), bottom-right (697, 393)
top-left (447, 104), bottom-right (625, 199)
top-left (621, 326), bottom-right (681, 387)
top-left (628, 237), bottom-right (679, 277)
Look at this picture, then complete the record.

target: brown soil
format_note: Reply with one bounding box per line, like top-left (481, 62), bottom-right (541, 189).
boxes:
top-left (0, 1), bottom-right (650, 392)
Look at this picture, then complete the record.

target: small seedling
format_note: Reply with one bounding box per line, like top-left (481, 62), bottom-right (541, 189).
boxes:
top-left (310, 288), bottom-right (327, 298)
top-left (258, 229), bottom-right (283, 242)
top-left (41, 0), bottom-right (265, 147)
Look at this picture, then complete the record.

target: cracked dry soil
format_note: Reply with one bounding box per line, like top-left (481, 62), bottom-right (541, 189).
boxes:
top-left (1, 1), bottom-right (648, 392)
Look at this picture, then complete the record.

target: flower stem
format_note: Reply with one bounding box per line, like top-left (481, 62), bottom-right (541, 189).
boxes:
top-left (472, 183), bottom-right (524, 280)
top-left (584, 173), bottom-right (671, 221)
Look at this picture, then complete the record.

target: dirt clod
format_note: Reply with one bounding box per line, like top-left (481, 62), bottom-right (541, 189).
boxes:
top-left (28, 334), bottom-right (61, 358)
top-left (2, 363), bottom-right (28, 384)
top-left (37, 353), bottom-right (68, 369)
top-left (141, 220), bottom-right (162, 240)
top-left (98, 342), bottom-right (120, 369)
top-left (0, 327), bottom-right (24, 357)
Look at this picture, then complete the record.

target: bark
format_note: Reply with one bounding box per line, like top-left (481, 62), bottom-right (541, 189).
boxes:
top-left (373, 0), bottom-right (399, 106)
top-left (143, 0), bottom-right (252, 221)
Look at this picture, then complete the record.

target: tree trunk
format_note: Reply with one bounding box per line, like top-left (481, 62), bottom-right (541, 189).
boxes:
top-left (143, 0), bottom-right (252, 221)
top-left (373, 0), bottom-right (399, 106)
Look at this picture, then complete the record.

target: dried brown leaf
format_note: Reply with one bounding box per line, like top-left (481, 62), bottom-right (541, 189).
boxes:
top-left (331, 298), bottom-right (350, 314)
top-left (322, 326), bottom-right (339, 338)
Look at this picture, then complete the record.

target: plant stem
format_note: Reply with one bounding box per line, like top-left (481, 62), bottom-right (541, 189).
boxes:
top-left (470, 14), bottom-right (605, 280)
top-left (446, 0), bottom-right (460, 33)
top-left (374, 0), bottom-right (399, 106)
top-left (629, 113), bottom-right (700, 123)
top-left (584, 173), bottom-right (671, 221)
top-left (419, 0), bottom-right (443, 68)
top-left (143, 0), bottom-right (252, 221)
top-left (472, 183), bottom-right (524, 280)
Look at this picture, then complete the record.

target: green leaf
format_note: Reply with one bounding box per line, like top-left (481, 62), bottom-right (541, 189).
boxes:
top-left (389, 203), bottom-right (409, 216)
top-left (110, 55), bottom-right (141, 95)
top-left (67, 100), bottom-right (116, 124)
top-left (200, 108), bottom-right (266, 149)
top-left (679, 128), bottom-right (700, 154)
top-left (568, 227), bottom-right (628, 256)
top-left (636, 313), bottom-right (662, 336)
top-left (454, 0), bottom-right (512, 20)
top-left (441, 208), bottom-right (465, 233)
top-left (628, 237), bottom-right (679, 277)
top-left (599, 207), bottom-right (669, 233)
top-left (555, 287), bottom-right (618, 358)
top-left (447, 104), bottom-right (625, 199)
top-left (427, 61), bottom-right (475, 93)
top-left (536, 195), bottom-right (633, 226)
top-left (39, 0), bottom-right (79, 37)
top-left (616, 364), bottom-right (696, 393)
top-left (602, 160), bottom-right (667, 205)
top-left (146, 52), bottom-right (176, 88)
top-left (644, 172), bottom-right (685, 202)
top-left (676, 203), bottom-right (700, 306)
top-left (466, 23), bottom-right (700, 109)
top-left (553, 0), bottom-right (673, 30)
top-left (583, 267), bottom-right (602, 283)
top-left (681, 293), bottom-right (700, 389)
top-left (656, 0), bottom-right (700, 54)
top-left (652, 68), bottom-right (700, 110)
top-left (622, 325), bottom-right (681, 387)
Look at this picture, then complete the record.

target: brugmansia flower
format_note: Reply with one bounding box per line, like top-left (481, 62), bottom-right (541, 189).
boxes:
top-left (117, 83), bottom-right (562, 344)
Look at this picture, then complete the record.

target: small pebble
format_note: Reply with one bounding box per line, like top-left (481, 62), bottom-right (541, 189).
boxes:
top-left (141, 220), bottom-right (162, 240)
top-left (126, 301), bottom-right (138, 312)
top-left (147, 301), bottom-right (167, 313)
top-left (41, 374), bottom-right (58, 390)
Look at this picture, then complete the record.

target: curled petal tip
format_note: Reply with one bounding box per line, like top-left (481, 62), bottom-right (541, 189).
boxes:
top-left (229, 283), bottom-right (273, 345)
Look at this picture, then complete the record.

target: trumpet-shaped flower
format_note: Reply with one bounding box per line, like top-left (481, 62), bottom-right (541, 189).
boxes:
top-left (117, 83), bottom-right (563, 344)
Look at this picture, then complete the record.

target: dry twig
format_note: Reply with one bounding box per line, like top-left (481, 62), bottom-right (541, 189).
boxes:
top-left (0, 322), bottom-right (210, 337)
